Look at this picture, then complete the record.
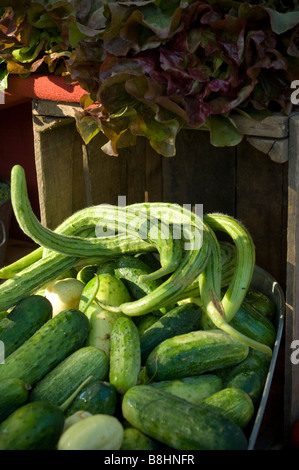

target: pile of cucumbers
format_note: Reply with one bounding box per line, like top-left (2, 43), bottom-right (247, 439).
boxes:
top-left (0, 165), bottom-right (278, 450)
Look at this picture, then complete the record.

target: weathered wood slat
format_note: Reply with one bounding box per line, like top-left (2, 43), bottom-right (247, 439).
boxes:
top-left (284, 114), bottom-right (299, 444)
top-left (33, 115), bottom-right (86, 229)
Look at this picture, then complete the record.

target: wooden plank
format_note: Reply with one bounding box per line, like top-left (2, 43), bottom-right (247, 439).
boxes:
top-left (232, 113), bottom-right (289, 139)
top-left (32, 99), bottom-right (81, 118)
top-left (246, 136), bottom-right (289, 164)
top-left (284, 113), bottom-right (299, 444)
top-left (32, 114), bottom-right (86, 229)
top-left (161, 128), bottom-right (236, 216)
top-left (145, 143), bottom-right (163, 202)
top-left (235, 139), bottom-right (287, 288)
top-left (84, 133), bottom-right (147, 207)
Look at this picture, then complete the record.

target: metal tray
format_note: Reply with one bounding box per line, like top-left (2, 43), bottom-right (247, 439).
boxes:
top-left (247, 265), bottom-right (285, 450)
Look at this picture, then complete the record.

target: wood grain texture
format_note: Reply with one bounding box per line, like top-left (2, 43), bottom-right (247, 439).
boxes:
top-left (33, 115), bottom-right (86, 229)
top-left (284, 113), bottom-right (299, 444)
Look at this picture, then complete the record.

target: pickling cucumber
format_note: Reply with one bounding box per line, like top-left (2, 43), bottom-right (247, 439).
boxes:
top-left (149, 374), bottom-right (223, 406)
top-left (29, 346), bottom-right (108, 406)
top-left (65, 380), bottom-right (117, 417)
top-left (0, 378), bottom-right (29, 422)
top-left (199, 387), bottom-right (255, 429)
top-left (122, 385), bottom-right (248, 450)
top-left (219, 348), bottom-right (270, 405)
top-left (109, 316), bottom-right (141, 394)
top-left (0, 295), bottom-right (52, 357)
top-left (0, 401), bottom-right (65, 450)
top-left (230, 302), bottom-right (276, 348)
top-left (145, 329), bottom-right (249, 381)
top-left (139, 303), bottom-right (202, 362)
top-left (0, 309), bottom-right (90, 386)
top-left (113, 255), bottom-right (161, 300)
top-left (120, 427), bottom-right (159, 450)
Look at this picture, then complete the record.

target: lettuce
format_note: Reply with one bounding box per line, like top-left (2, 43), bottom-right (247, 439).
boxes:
top-left (0, 0), bottom-right (298, 156)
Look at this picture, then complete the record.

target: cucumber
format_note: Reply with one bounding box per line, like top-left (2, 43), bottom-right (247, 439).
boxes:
top-left (57, 414), bottom-right (124, 450)
top-left (81, 273), bottom-right (131, 357)
top-left (87, 306), bottom-right (124, 358)
top-left (0, 295), bottom-right (52, 357)
top-left (137, 313), bottom-right (159, 336)
top-left (0, 401), bottom-right (65, 450)
top-left (139, 303), bottom-right (202, 362)
top-left (0, 309), bottom-right (90, 386)
top-left (149, 374), bottom-right (223, 406)
top-left (122, 385), bottom-right (248, 450)
top-left (29, 346), bottom-right (108, 406)
top-left (145, 329), bottom-right (249, 381)
top-left (244, 288), bottom-right (275, 321)
top-left (0, 378), bottom-right (29, 422)
top-left (76, 265), bottom-right (98, 284)
top-left (114, 255), bottom-right (161, 300)
top-left (120, 427), bottom-right (159, 450)
top-left (79, 272), bottom-right (131, 319)
top-left (230, 302), bottom-right (276, 348)
top-left (65, 380), bottom-right (117, 417)
top-left (109, 316), bottom-right (141, 394)
top-left (219, 348), bottom-right (270, 405)
top-left (199, 387), bottom-right (255, 429)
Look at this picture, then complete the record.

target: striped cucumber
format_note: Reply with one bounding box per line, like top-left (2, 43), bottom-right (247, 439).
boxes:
top-left (11, 165), bottom-right (182, 281)
top-left (198, 218), bottom-right (273, 357)
top-left (109, 316), bottom-right (141, 394)
top-left (0, 309), bottom-right (90, 386)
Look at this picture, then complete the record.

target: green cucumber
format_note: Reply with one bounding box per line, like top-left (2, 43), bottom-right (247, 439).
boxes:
top-left (145, 329), bottom-right (249, 382)
top-left (76, 265), bottom-right (98, 284)
top-left (65, 380), bottom-right (117, 417)
top-left (122, 385), bottom-right (248, 450)
top-left (120, 427), bottom-right (159, 450)
top-left (219, 348), bottom-right (270, 405)
top-left (199, 387), bottom-right (255, 429)
top-left (109, 316), bottom-right (141, 394)
top-left (0, 378), bottom-right (29, 422)
top-left (230, 302), bottom-right (276, 348)
top-left (79, 272), bottom-right (131, 319)
top-left (29, 346), bottom-right (108, 406)
top-left (149, 374), bottom-right (223, 406)
top-left (114, 255), bottom-right (161, 300)
top-left (0, 295), bottom-right (52, 357)
top-left (0, 309), bottom-right (90, 386)
top-left (244, 288), bottom-right (276, 321)
top-left (0, 401), bottom-right (65, 450)
top-left (139, 303), bottom-right (202, 362)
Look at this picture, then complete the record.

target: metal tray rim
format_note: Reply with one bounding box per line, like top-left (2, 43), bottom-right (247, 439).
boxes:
top-left (247, 265), bottom-right (285, 450)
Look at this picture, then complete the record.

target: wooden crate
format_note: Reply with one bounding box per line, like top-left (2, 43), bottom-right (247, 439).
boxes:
top-left (32, 98), bottom-right (298, 446)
